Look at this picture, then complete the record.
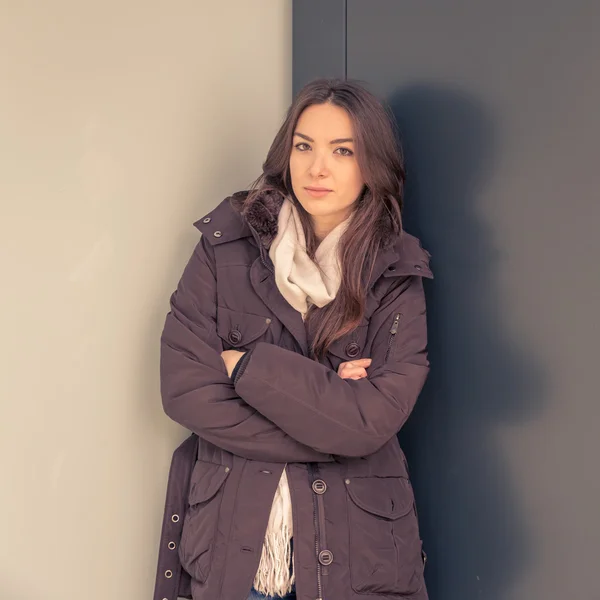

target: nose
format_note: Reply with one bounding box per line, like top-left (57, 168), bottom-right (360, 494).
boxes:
top-left (308, 152), bottom-right (329, 179)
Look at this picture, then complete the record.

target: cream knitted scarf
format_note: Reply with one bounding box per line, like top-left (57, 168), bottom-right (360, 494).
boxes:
top-left (269, 197), bottom-right (350, 318)
top-left (252, 197), bottom-right (350, 597)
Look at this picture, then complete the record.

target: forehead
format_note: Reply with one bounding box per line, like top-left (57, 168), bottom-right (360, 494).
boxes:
top-left (295, 103), bottom-right (355, 140)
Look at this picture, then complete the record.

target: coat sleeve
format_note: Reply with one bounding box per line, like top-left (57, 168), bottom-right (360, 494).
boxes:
top-left (160, 235), bottom-right (334, 463)
top-left (234, 274), bottom-right (430, 457)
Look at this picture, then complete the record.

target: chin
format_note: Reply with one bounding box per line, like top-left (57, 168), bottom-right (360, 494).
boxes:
top-left (296, 199), bottom-right (336, 218)
top-left (294, 191), bottom-right (332, 213)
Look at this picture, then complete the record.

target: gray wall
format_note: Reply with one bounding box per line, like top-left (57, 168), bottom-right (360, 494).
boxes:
top-left (294, 2), bottom-right (600, 598)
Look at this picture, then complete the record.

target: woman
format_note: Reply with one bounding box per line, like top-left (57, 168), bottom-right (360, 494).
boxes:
top-left (153, 78), bottom-right (432, 600)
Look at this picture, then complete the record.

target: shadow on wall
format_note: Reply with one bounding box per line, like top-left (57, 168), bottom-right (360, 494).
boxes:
top-left (389, 85), bottom-right (546, 600)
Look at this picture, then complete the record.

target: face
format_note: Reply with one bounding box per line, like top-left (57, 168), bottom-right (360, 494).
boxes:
top-left (289, 103), bottom-right (365, 235)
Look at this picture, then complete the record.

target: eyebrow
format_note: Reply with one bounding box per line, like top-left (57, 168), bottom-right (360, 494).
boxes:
top-left (294, 131), bottom-right (354, 144)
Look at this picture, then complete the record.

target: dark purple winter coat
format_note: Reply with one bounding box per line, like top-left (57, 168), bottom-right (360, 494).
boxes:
top-left (153, 190), bottom-right (433, 600)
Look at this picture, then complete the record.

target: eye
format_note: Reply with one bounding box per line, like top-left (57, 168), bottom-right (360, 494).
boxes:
top-left (294, 142), bottom-right (310, 151)
top-left (335, 147), bottom-right (354, 157)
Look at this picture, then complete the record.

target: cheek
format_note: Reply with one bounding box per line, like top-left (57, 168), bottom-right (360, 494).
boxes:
top-left (289, 151), bottom-right (310, 171)
top-left (349, 161), bottom-right (364, 186)
top-left (337, 162), bottom-right (364, 198)
top-left (289, 155), bottom-right (304, 187)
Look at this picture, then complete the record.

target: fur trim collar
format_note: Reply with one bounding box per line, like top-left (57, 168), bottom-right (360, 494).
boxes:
top-left (230, 188), bottom-right (397, 250)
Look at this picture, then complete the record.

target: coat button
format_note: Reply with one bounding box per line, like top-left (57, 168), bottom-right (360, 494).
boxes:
top-left (203, 217), bottom-right (211, 223)
top-left (312, 479), bottom-right (327, 494)
top-left (228, 329), bottom-right (242, 344)
top-left (318, 550), bottom-right (334, 565)
top-left (213, 230), bottom-right (222, 238)
top-left (171, 514), bottom-right (179, 523)
top-left (345, 342), bottom-right (360, 358)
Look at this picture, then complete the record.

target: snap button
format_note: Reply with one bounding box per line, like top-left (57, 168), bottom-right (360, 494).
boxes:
top-left (225, 466), bottom-right (230, 473)
top-left (203, 217), bottom-right (211, 223)
top-left (171, 514), bottom-right (179, 523)
top-left (312, 479), bottom-right (327, 494)
top-left (265, 318), bottom-right (271, 324)
top-left (165, 569), bottom-right (173, 578)
top-left (228, 329), bottom-right (242, 344)
top-left (318, 549), bottom-right (333, 566)
top-left (213, 230), bottom-right (222, 238)
top-left (388, 265), bottom-right (396, 271)
top-left (345, 342), bottom-right (360, 358)
top-left (414, 264), bottom-right (422, 270)
top-left (344, 479), bottom-right (351, 485)
top-left (168, 541), bottom-right (176, 550)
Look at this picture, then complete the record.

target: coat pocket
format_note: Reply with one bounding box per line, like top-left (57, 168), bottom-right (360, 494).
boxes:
top-left (345, 475), bottom-right (423, 596)
top-left (216, 306), bottom-right (272, 351)
top-left (179, 460), bottom-right (230, 583)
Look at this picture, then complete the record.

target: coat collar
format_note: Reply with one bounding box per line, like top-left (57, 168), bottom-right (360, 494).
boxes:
top-left (194, 190), bottom-right (433, 281)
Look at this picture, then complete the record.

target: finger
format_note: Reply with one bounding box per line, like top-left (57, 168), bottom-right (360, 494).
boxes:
top-left (338, 361), bottom-right (370, 372)
top-left (346, 372), bottom-right (367, 380)
top-left (339, 367), bottom-right (368, 380)
top-left (349, 373), bottom-right (367, 380)
top-left (337, 358), bottom-right (371, 374)
top-left (346, 358), bottom-right (372, 367)
top-left (338, 363), bottom-right (368, 376)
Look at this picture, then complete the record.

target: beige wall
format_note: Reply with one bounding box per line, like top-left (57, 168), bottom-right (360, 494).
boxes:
top-left (0, 2), bottom-right (291, 598)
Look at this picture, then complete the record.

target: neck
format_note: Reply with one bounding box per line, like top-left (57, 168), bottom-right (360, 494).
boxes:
top-left (311, 209), bottom-right (352, 242)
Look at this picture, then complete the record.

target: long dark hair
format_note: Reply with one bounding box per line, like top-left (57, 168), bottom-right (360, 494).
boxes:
top-left (247, 78), bottom-right (405, 358)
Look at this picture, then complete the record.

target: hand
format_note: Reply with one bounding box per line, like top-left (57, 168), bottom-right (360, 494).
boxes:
top-left (337, 358), bottom-right (372, 380)
top-left (221, 349), bottom-right (246, 377)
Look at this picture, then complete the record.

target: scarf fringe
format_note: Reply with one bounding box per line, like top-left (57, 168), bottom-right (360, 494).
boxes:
top-left (253, 516), bottom-right (295, 596)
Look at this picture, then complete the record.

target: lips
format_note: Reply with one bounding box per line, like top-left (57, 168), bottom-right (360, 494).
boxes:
top-left (304, 186), bottom-right (333, 198)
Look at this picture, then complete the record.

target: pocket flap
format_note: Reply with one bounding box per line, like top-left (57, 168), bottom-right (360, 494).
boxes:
top-left (216, 306), bottom-right (271, 348)
top-left (188, 460), bottom-right (230, 506)
top-left (346, 476), bottom-right (413, 520)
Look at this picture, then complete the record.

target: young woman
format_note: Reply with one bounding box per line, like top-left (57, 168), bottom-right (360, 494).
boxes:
top-left (153, 78), bottom-right (433, 600)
